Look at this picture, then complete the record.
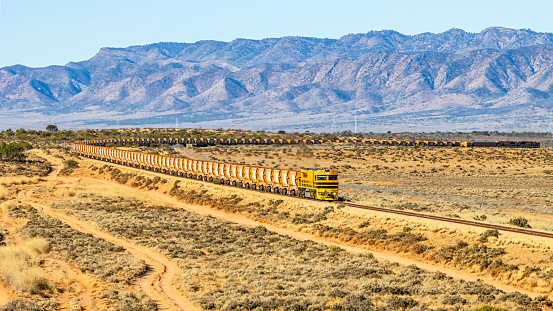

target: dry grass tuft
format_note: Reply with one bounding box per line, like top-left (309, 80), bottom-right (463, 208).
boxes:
top-left (0, 186), bottom-right (9, 201)
top-left (23, 238), bottom-right (50, 255)
top-left (0, 176), bottom-right (42, 187)
top-left (0, 245), bottom-right (55, 296)
top-left (0, 201), bottom-right (15, 215)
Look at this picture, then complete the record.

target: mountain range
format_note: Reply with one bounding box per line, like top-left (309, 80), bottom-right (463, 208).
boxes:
top-left (1, 27), bottom-right (553, 132)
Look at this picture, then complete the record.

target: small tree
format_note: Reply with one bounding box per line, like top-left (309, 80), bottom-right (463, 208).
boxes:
top-left (46, 124), bottom-right (58, 132)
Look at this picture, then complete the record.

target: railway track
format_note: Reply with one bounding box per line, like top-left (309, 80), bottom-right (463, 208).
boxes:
top-left (337, 202), bottom-right (553, 239)
top-left (81, 153), bottom-right (553, 240)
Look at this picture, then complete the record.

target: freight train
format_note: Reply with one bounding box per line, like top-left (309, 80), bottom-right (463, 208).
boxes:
top-left (84, 137), bottom-right (540, 148)
top-left (71, 142), bottom-right (339, 201)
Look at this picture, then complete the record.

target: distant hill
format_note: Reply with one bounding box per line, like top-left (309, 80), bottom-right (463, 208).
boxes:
top-left (1, 27), bottom-right (553, 132)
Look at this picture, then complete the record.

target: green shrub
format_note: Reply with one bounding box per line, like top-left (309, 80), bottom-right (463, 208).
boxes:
top-left (479, 229), bottom-right (500, 242)
top-left (64, 160), bottom-right (78, 169)
top-left (508, 217), bottom-right (531, 228)
top-left (328, 245), bottom-right (344, 252)
top-left (0, 142), bottom-right (32, 161)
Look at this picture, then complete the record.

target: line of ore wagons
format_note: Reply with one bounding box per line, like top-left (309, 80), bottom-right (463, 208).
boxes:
top-left (86, 138), bottom-right (540, 148)
top-left (71, 143), bottom-right (302, 194)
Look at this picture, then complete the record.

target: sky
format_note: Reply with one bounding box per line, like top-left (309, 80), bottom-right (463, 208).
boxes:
top-left (1, 0), bottom-right (553, 68)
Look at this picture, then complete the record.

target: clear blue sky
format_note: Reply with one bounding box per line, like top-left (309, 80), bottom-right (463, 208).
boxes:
top-left (1, 0), bottom-right (552, 68)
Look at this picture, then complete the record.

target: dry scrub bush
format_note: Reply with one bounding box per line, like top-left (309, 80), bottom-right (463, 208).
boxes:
top-left (52, 195), bottom-right (552, 311)
top-left (0, 243), bottom-right (54, 296)
top-left (0, 299), bottom-right (58, 311)
top-left (59, 159), bottom-right (78, 175)
top-left (0, 201), bottom-right (14, 215)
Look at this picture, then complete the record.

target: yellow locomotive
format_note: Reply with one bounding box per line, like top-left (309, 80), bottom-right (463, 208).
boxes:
top-left (299, 169), bottom-right (339, 200)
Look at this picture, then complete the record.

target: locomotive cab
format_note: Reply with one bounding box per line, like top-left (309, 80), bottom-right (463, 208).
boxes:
top-left (299, 168), bottom-right (339, 201)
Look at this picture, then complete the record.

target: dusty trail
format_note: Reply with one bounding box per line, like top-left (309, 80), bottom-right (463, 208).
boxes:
top-left (49, 259), bottom-right (93, 311)
top-left (0, 283), bottom-right (14, 307)
top-left (28, 151), bottom-right (200, 311)
top-left (37, 152), bottom-right (546, 299)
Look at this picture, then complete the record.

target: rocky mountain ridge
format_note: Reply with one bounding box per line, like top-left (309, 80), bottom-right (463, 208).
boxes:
top-left (1, 27), bottom-right (553, 131)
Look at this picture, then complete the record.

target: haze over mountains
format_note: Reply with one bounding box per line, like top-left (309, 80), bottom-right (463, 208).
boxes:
top-left (1, 27), bottom-right (553, 132)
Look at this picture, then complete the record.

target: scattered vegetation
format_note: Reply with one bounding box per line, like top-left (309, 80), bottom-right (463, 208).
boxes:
top-left (6, 204), bottom-right (155, 310)
top-left (49, 194), bottom-right (551, 311)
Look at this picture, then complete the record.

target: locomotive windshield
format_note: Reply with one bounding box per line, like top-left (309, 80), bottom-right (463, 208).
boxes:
top-left (329, 175), bottom-right (338, 180)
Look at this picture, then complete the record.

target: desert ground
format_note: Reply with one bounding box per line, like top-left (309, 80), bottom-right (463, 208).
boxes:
top-left (0, 132), bottom-right (553, 310)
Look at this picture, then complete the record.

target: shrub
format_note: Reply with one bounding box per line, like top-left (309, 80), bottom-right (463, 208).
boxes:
top-left (508, 217), bottom-right (531, 228)
top-left (468, 306), bottom-right (508, 311)
top-left (0, 299), bottom-right (57, 311)
top-left (0, 142), bottom-right (32, 161)
top-left (328, 245), bottom-right (344, 252)
top-left (386, 297), bottom-right (418, 310)
top-left (64, 160), bottom-right (78, 169)
top-left (60, 159), bottom-right (79, 175)
top-left (473, 215), bottom-right (487, 221)
top-left (479, 229), bottom-right (500, 243)
top-left (358, 221), bottom-right (370, 228)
